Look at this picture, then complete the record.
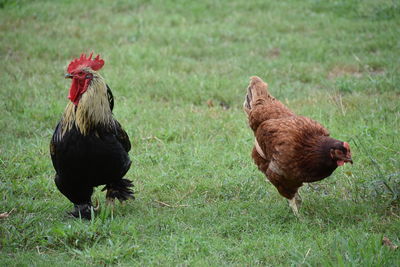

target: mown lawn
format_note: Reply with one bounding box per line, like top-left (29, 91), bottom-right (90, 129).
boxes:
top-left (1, 0), bottom-right (399, 265)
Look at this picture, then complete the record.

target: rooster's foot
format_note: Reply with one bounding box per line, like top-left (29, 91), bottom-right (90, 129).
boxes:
top-left (68, 203), bottom-right (93, 220)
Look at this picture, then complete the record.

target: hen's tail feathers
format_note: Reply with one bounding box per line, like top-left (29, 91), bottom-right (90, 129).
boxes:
top-left (243, 76), bottom-right (270, 115)
top-left (102, 179), bottom-right (134, 202)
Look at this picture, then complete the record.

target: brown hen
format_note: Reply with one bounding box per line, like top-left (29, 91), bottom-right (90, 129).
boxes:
top-left (244, 76), bottom-right (352, 215)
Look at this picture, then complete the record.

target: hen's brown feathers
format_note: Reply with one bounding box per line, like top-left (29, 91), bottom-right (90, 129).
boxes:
top-left (244, 76), bottom-right (349, 201)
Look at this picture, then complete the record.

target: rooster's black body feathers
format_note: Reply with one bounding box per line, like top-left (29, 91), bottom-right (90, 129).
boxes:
top-left (50, 83), bottom-right (133, 219)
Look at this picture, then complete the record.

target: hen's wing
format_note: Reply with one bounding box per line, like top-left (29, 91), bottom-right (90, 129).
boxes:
top-left (257, 116), bottom-right (329, 176)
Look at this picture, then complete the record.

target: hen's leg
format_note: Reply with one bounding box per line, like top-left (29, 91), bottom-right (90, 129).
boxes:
top-left (288, 192), bottom-right (302, 217)
top-left (266, 170), bottom-right (303, 216)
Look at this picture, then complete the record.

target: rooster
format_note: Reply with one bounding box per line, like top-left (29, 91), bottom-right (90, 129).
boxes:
top-left (243, 76), bottom-right (352, 215)
top-left (50, 53), bottom-right (133, 219)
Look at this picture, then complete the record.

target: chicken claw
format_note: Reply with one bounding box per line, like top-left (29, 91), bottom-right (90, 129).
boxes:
top-left (93, 198), bottom-right (100, 211)
top-left (68, 203), bottom-right (93, 220)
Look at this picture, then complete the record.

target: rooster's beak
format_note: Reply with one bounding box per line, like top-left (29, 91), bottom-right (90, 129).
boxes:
top-left (65, 73), bottom-right (73, 79)
top-left (347, 158), bottom-right (353, 164)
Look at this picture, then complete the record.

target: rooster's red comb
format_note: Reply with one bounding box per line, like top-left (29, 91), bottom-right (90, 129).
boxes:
top-left (67, 53), bottom-right (105, 73)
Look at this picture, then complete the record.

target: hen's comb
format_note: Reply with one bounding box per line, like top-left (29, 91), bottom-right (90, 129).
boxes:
top-left (67, 53), bottom-right (105, 73)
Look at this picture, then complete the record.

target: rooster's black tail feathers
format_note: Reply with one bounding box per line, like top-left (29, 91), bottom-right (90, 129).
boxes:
top-left (102, 179), bottom-right (134, 202)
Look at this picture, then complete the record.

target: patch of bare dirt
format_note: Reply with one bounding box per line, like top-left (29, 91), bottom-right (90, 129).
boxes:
top-left (328, 65), bottom-right (362, 79)
top-left (328, 65), bottom-right (385, 79)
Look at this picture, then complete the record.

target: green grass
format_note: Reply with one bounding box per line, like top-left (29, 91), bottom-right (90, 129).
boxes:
top-left (1, 0), bottom-right (399, 265)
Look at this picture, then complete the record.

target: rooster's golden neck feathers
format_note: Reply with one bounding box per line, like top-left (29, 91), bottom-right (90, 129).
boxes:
top-left (61, 72), bottom-right (114, 136)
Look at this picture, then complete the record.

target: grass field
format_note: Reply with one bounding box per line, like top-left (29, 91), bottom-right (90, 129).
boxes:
top-left (1, 0), bottom-right (399, 265)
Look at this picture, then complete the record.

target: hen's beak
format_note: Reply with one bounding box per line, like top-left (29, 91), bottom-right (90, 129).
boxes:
top-left (65, 73), bottom-right (73, 79)
top-left (345, 151), bottom-right (353, 164)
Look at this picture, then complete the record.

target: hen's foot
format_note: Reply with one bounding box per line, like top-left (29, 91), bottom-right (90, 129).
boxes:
top-left (68, 203), bottom-right (93, 220)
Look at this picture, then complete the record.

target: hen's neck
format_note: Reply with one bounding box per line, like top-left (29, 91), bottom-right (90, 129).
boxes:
top-left (302, 136), bottom-right (339, 182)
top-left (62, 76), bottom-right (113, 136)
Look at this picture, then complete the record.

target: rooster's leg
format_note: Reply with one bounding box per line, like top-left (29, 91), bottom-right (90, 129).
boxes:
top-left (55, 175), bottom-right (94, 219)
top-left (106, 196), bottom-right (115, 207)
top-left (105, 187), bottom-right (116, 213)
top-left (288, 192), bottom-right (302, 216)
